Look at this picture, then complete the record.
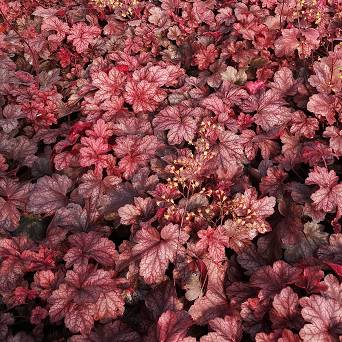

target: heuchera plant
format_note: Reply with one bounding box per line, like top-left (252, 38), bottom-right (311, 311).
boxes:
top-left (0, 0), bottom-right (341, 340)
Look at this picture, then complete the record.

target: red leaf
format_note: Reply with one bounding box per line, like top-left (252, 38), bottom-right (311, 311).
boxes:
top-left (41, 16), bottom-right (69, 44)
top-left (274, 28), bottom-right (300, 57)
top-left (69, 320), bottom-right (140, 342)
top-left (28, 174), bottom-right (72, 215)
top-left (323, 126), bottom-right (342, 156)
top-left (201, 95), bottom-right (233, 122)
top-left (200, 315), bottom-right (242, 342)
top-left (308, 52), bottom-right (342, 94)
top-left (157, 310), bottom-right (193, 342)
top-left (153, 103), bottom-right (200, 145)
top-left (196, 226), bottom-right (230, 262)
top-left (64, 265), bottom-right (116, 304)
top-left (0, 178), bottom-right (32, 231)
top-left (325, 262), bottom-right (342, 277)
top-left (132, 224), bottom-right (189, 284)
top-left (0, 154), bottom-right (8, 172)
top-left (77, 170), bottom-right (121, 201)
top-left (49, 265), bottom-right (124, 334)
top-left (275, 28), bottom-right (319, 58)
top-left (118, 203), bottom-right (141, 225)
top-left (299, 275), bottom-right (342, 342)
top-left (270, 287), bottom-right (303, 330)
top-left (301, 141), bottom-right (334, 168)
top-left (230, 188), bottom-right (276, 237)
top-left (278, 329), bottom-right (302, 342)
top-left (260, 167), bottom-right (287, 196)
top-left (240, 295), bottom-right (271, 336)
top-left (269, 67), bottom-right (297, 97)
top-left (57, 47), bottom-right (72, 68)
top-left (79, 137), bottom-right (110, 172)
top-left (67, 23), bottom-right (101, 54)
top-left (92, 68), bottom-right (126, 101)
top-left (94, 290), bottom-right (125, 320)
top-left (241, 90), bottom-right (291, 131)
top-left (113, 135), bottom-right (161, 179)
top-left (64, 231), bottom-right (118, 268)
top-left (295, 267), bottom-right (327, 294)
top-left (256, 329), bottom-right (301, 342)
top-left (189, 262), bottom-right (230, 325)
top-left (22, 245), bottom-right (56, 271)
top-left (30, 306), bottom-right (48, 325)
top-left (145, 281), bottom-right (183, 320)
top-left (0, 236), bottom-right (34, 292)
top-left (290, 111), bottom-right (319, 139)
top-left (213, 130), bottom-right (245, 168)
top-left (133, 64), bottom-right (184, 87)
top-left (32, 270), bottom-right (60, 300)
top-left (306, 167), bottom-right (342, 213)
top-left (307, 94), bottom-right (337, 125)
top-left (49, 283), bottom-right (75, 323)
top-left (124, 79), bottom-right (166, 113)
top-left (65, 303), bottom-right (95, 335)
top-left (245, 81), bottom-right (266, 95)
top-left (250, 261), bottom-right (301, 298)
top-left (194, 44), bottom-right (218, 70)
top-left (118, 197), bottom-right (154, 225)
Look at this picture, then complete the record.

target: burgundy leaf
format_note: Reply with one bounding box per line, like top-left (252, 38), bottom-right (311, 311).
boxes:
top-left (241, 90), bottom-right (291, 131)
top-left (318, 234), bottom-right (342, 265)
top-left (213, 130), bottom-right (245, 168)
top-left (67, 23), bottom-right (101, 54)
top-left (200, 315), bottom-right (242, 342)
top-left (307, 94), bottom-right (337, 125)
top-left (308, 53), bottom-right (342, 94)
top-left (250, 261), bottom-right (301, 298)
top-left (69, 321), bottom-right (140, 342)
top-left (270, 287), bottom-right (303, 330)
top-left (0, 313), bottom-right (14, 339)
top-left (28, 175), bottom-right (72, 215)
top-left (94, 290), bottom-right (125, 321)
top-left (157, 310), bottom-right (193, 342)
top-left (64, 232), bottom-right (118, 268)
top-left (64, 303), bottom-right (95, 335)
top-left (145, 281), bottom-right (183, 320)
top-left (196, 226), bottom-right (231, 262)
top-left (113, 135), bottom-right (161, 179)
top-left (153, 103), bottom-right (200, 145)
top-left (284, 221), bottom-right (328, 263)
top-left (132, 224), bottom-right (189, 284)
top-left (124, 79), bottom-right (166, 113)
top-left (299, 275), bottom-right (342, 342)
top-left (269, 67), bottom-right (297, 97)
top-left (41, 16), bottom-right (69, 43)
top-left (0, 178), bottom-right (32, 231)
top-left (305, 167), bottom-right (342, 213)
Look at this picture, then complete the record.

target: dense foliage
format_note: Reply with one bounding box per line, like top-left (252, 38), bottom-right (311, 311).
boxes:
top-left (0, 0), bottom-right (341, 340)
